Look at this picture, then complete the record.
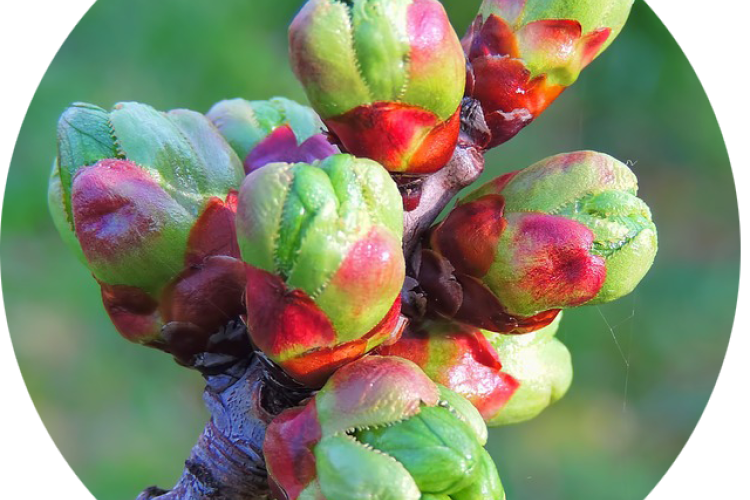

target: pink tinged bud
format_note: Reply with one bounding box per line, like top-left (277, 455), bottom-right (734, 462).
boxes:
top-left (427, 193), bottom-right (605, 323)
top-left (265, 356), bottom-right (500, 499)
top-left (493, 212), bottom-right (606, 314)
top-left (314, 356), bottom-right (440, 435)
top-left (427, 150), bottom-right (655, 326)
top-left (52, 101), bottom-right (249, 357)
top-left (237, 156), bottom-right (406, 385)
top-left (289, 0), bottom-right (465, 175)
top-left (377, 323), bottom-right (520, 421)
top-left (75, 163), bottom-right (245, 349)
top-left (422, 195), bottom-right (561, 332)
top-left (71, 159), bottom-right (193, 294)
top-left (264, 356), bottom-right (444, 499)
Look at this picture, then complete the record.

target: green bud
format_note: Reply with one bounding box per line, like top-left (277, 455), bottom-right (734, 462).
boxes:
top-left (484, 314), bottom-right (573, 426)
top-left (289, 0), bottom-right (466, 174)
top-left (451, 449), bottom-right (506, 500)
top-left (356, 406), bottom-right (483, 495)
top-left (264, 357), bottom-right (503, 499)
top-left (237, 155), bottom-right (406, 385)
top-left (50, 101), bottom-right (247, 348)
top-left (316, 435), bottom-right (421, 500)
top-left (429, 151), bottom-right (658, 326)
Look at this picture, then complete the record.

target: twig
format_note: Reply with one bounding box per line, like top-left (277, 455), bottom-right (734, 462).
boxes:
top-left (402, 145), bottom-right (485, 258)
top-left (136, 324), bottom-right (312, 500)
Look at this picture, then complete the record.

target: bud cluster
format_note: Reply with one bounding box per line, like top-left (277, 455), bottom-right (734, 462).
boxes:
top-left (45, 0), bottom-right (661, 497)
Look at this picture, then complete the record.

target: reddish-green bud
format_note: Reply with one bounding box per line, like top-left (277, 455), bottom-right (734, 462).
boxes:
top-left (236, 155), bottom-right (406, 386)
top-left (289, 0), bottom-right (466, 175)
top-left (264, 356), bottom-right (503, 500)
top-left (377, 321), bottom-right (519, 423)
top-left (378, 315), bottom-right (571, 427)
top-left (206, 97), bottom-right (338, 173)
top-left (463, 0), bottom-right (634, 147)
top-left (423, 151), bottom-right (657, 331)
top-left (483, 313), bottom-right (572, 426)
top-left (48, 102), bottom-right (246, 357)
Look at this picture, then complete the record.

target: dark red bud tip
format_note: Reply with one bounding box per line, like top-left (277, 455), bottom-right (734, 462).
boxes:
top-left (393, 175), bottom-right (425, 212)
top-left (417, 249), bottom-right (463, 319)
top-left (431, 194), bottom-right (506, 277)
top-left (161, 256), bottom-right (247, 335)
top-left (185, 191), bottom-right (240, 267)
top-left (244, 125), bottom-right (338, 174)
top-left (160, 322), bottom-right (213, 366)
top-left (100, 283), bottom-right (161, 343)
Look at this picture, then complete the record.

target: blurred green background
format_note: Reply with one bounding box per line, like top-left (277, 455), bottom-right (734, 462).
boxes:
top-left (1, 1), bottom-right (738, 499)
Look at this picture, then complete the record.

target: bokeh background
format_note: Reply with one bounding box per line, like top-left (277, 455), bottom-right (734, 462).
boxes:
top-left (1, 1), bottom-right (739, 499)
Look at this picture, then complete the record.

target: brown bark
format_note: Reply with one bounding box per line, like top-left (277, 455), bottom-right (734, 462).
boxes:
top-left (137, 323), bottom-right (312, 500)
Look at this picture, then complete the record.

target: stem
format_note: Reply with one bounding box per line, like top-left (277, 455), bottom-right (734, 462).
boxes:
top-left (401, 145), bottom-right (484, 258)
top-left (401, 97), bottom-right (489, 259)
top-left (136, 324), bottom-right (312, 500)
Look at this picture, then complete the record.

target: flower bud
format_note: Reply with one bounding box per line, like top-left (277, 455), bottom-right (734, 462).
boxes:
top-left (236, 154), bottom-right (406, 386)
top-left (206, 97), bottom-right (338, 173)
top-left (483, 313), bottom-right (572, 426)
top-left (463, 0), bottom-right (634, 147)
top-left (377, 321), bottom-right (519, 423)
top-left (289, 0), bottom-right (466, 175)
top-left (264, 356), bottom-right (503, 500)
top-left (423, 151), bottom-right (657, 331)
top-left (49, 102), bottom-right (247, 359)
top-left (378, 314), bottom-right (571, 426)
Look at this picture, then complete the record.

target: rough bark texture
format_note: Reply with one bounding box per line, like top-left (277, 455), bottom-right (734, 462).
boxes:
top-left (136, 98), bottom-right (489, 500)
top-left (137, 323), bottom-right (312, 500)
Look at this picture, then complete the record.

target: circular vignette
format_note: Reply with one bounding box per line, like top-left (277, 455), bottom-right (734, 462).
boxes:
top-left (0, 1), bottom-right (741, 500)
